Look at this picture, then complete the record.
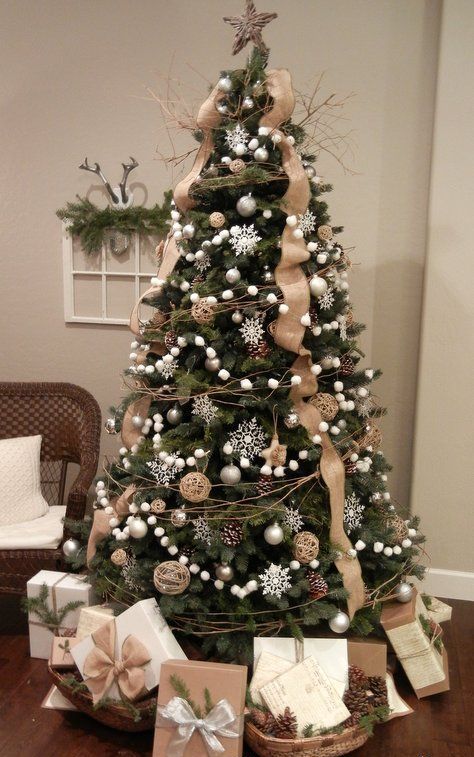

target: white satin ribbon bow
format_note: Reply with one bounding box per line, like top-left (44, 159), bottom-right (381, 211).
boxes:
top-left (156, 696), bottom-right (243, 757)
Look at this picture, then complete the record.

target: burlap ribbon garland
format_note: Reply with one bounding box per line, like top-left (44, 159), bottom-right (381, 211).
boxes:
top-left (262, 69), bottom-right (365, 619)
top-left (83, 618), bottom-right (151, 704)
top-left (86, 484), bottom-right (136, 566)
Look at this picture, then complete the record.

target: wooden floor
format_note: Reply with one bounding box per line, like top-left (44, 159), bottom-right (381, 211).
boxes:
top-left (0, 595), bottom-right (472, 757)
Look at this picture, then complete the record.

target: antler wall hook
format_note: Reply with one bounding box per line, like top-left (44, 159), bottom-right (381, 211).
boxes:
top-left (79, 157), bottom-right (139, 209)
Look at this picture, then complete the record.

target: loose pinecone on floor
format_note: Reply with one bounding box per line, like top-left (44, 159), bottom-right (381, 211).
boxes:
top-left (220, 521), bottom-right (243, 547)
top-left (273, 707), bottom-right (298, 740)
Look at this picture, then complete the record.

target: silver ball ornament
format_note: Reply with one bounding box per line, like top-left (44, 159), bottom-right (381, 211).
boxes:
top-left (254, 147), bottom-right (269, 163)
top-left (62, 538), bottom-right (81, 558)
top-left (217, 103), bottom-right (229, 115)
top-left (262, 266), bottom-right (275, 283)
top-left (264, 522), bottom-right (284, 545)
top-left (104, 417), bottom-right (117, 435)
top-left (205, 164), bottom-right (218, 178)
top-left (220, 464), bottom-right (241, 485)
top-left (217, 76), bottom-right (232, 93)
top-left (304, 163), bottom-right (316, 179)
top-left (284, 411), bottom-right (300, 429)
top-left (170, 508), bottom-right (188, 528)
top-left (236, 194), bottom-right (257, 217)
top-left (394, 582), bottom-right (413, 603)
top-left (128, 518), bottom-right (148, 539)
top-left (166, 405), bottom-right (183, 425)
top-left (232, 310), bottom-right (243, 324)
top-left (226, 268), bottom-right (241, 285)
top-left (242, 96), bottom-right (254, 110)
top-left (215, 563), bottom-right (234, 582)
top-left (132, 414), bottom-right (144, 429)
top-left (309, 275), bottom-right (328, 298)
top-left (328, 610), bottom-right (350, 634)
top-left (205, 356), bottom-right (222, 372)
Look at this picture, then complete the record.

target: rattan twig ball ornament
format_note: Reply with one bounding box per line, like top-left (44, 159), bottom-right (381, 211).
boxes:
top-left (358, 422), bottom-right (383, 450)
top-left (293, 531), bottom-right (320, 564)
top-left (191, 300), bottom-right (216, 325)
top-left (179, 472), bottom-right (212, 502)
top-left (386, 515), bottom-right (409, 544)
top-left (310, 392), bottom-right (339, 421)
top-left (150, 498), bottom-right (167, 514)
top-left (153, 561), bottom-right (190, 595)
top-left (317, 224), bottom-right (333, 242)
top-left (229, 158), bottom-right (245, 173)
top-left (209, 211), bottom-right (225, 228)
top-left (111, 548), bottom-right (128, 567)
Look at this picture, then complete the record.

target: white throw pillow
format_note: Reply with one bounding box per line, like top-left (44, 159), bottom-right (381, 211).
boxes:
top-left (0, 435), bottom-right (49, 526)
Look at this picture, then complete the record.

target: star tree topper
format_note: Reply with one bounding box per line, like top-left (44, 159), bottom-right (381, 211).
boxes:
top-left (223, 0), bottom-right (277, 56)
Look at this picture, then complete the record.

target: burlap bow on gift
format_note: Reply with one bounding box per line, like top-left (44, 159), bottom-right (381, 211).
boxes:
top-left (156, 696), bottom-right (243, 757)
top-left (83, 619), bottom-right (151, 704)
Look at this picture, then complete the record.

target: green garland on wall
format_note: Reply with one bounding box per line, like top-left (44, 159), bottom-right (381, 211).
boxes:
top-left (56, 194), bottom-right (172, 254)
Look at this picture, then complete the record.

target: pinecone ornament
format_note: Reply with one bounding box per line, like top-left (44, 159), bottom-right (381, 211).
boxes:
top-left (178, 545), bottom-right (196, 561)
top-left (256, 473), bottom-right (273, 495)
top-left (220, 521), bottom-right (243, 547)
top-left (248, 339), bottom-right (271, 359)
top-left (164, 330), bottom-right (178, 350)
top-left (274, 707), bottom-right (298, 740)
top-left (345, 459), bottom-right (358, 475)
top-left (348, 665), bottom-right (369, 691)
top-left (306, 570), bottom-right (328, 600)
top-left (309, 304), bottom-right (318, 328)
top-left (368, 676), bottom-right (388, 708)
top-left (250, 708), bottom-right (276, 735)
top-left (340, 355), bottom-right (355, 376)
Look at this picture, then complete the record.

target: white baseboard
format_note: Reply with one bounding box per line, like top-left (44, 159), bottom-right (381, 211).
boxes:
top-left (414, 568), bottom-right (474, 601)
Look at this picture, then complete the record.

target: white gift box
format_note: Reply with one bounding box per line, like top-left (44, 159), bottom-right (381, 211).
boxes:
top-left (72, 597), bottom-right (187, 701)
top-left (27, 570), bottom-right (95, 659)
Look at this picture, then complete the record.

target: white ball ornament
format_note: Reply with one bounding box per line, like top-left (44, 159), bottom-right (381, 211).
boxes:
top-left (273, 466), bottom-right (285, 478)
top-left (260, 464), bottom-right (272, 476)
top-left (278, 304), bottom-right (289, 314)
top-left (383, 547), bottom-right (394, 557)
top-left (236, 194), bottom-right (257, 217)
top-left (264, 522), bottom-right (284, 545)
top-left (240, 379), bottom-right (252, 390)
top-left (402, 538), bottom-right (413, 549)
top-left (393, 545), bottom-right (402, 555)
top-left (248, 137), bottom-right (259, 151)
top-left (217, 76), bottom-right (232, 93)
top-left (292, 228), bottom-right (304, 239)
top-left (373, 541), bottom-right (384, 553)
top-left (222, 289), bottom-right (234, 300)
top-left (258, 126), bottom-right (270, 136)
top-left (300, 313), bottom-right (311, 327)
top-left (226, 267), bottom-right (241, 284)
top-left (220, 464), bottom-right (241, 485)
top-left (129, 519), bottom-right (148, 539)
top-left (189, 563), bottom-right (200, 574)
top-left (289, 560), bottom-right (300, 570)
top-left (132, 414), bottom-right (144, 429)
top-left (394, 582), bottom-right (413, 603)
top-left (223, 442), bottom-right (233, 455)
top-left (329, 611), bottom-right (350, 634)
top-left (234, 143), bottom-right (247, 156)
top-left (218, 369), bottom-right (230, 381)
top-left (246, 580), bottom-right (258, 592)
top-left (309, 559), bottom-right (320, 569)
top-left (267, 378), bottom-right (279, 389)
top-left (247, 285), bottom-right (258, 296)
top-left (254, 147), bottom-right (269, 162)
top-left (286, 215), bottom-right (298, 227)
top-left (355, 540), bottom-right (366, 551)
top-left (200, 570), bottom-right (210, 581)
top-left (240, 457), bottom-right (250, 469)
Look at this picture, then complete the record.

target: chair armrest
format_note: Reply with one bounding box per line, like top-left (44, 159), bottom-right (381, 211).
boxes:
top-left (64, 451), bottom-right (99, 524)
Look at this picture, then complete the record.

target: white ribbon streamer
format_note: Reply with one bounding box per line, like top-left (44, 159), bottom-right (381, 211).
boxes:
top-left (156, 696), bottom-right (243, 757)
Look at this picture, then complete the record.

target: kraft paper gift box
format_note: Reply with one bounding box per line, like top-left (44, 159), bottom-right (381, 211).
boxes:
top-left (154, 659), bottom-right (247, 757)
top-left (426, 597), bottom-right (452, 624)
top-left (72, 597), bottom-right (187, 703)
top-left (50, 636), bottom-right (80, 669)
top-left (381, 588), bottom-right (450, 698)
top-left (27, 570), bottom-right (95, 659)
top-left (347, 637), bottom-right (387, 677)
top-left (253, 636), bottom-right (348, 698)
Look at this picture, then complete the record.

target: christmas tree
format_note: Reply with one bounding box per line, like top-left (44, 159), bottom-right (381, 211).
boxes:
top-left (77, 1), bottom-right (425, 662)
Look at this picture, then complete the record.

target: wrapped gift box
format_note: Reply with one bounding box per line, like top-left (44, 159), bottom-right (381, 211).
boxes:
top-left (347, 638), bottom-right (387, 677)
top-left (50, 636), bottom-right (80, 669)
top-left (426, 596), bottom-right (452, 624)
top-left (27, 570), bottom-right (95, 659)
top-left (72, 597), bottom-right (187, 703)
top-left (154, 659), bottom-right (247, 757)
top-left (381, 589), bottom-right (449, 698)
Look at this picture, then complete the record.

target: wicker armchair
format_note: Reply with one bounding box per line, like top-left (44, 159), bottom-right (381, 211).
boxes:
top-left (0, 382), bottom-right (101, 594)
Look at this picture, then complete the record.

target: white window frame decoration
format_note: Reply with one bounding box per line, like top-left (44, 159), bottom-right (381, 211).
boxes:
top-left (62, 224), bottom-right (160, 325)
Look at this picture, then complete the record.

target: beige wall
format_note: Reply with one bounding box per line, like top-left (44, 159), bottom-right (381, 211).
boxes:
top-left (0, 3), bottom-right (446, 552)
top-left (411, 0), bottom-right (474, 580)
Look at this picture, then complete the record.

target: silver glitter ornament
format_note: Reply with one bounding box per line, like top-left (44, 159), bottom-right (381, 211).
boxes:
top-left (220, 464), bottom-right (242, 485)
top-left (394, 582), bottom-right (413, 603)
top-left (264, 522), bottom-right (284, 545)
top-left (242, 96), bottom-right (254, 110)
top-left (104, 417), bottom-right (117, 435)
top-left (328, 610), bottom-right (350, 634)
top-left (226, 268), bottom-right (241, 285)
top-left (304, 163), bottom-right (316, 179)
top-left (171, 508), bottom-right (188, 528)
top-left (236, 194), bottom-right (257, 217)
top-left (284, 411), bottom-right (300, 429)
top-left (62, 538), bottom-right (81, 559)
top-left (262, 266), bottom-right (275, 283)
top-left (166, 405), bottom-right (183, 425)
top-left (205, 356), bottom-right (222, 372)
top-left (232, 310), bottom-right (243, 324)
top-left (217, 103), bottom-right (229, 115)
top-left (215, 563), bottom-right (234, 582)
top-left (254, 147), bottom-right (269, 163)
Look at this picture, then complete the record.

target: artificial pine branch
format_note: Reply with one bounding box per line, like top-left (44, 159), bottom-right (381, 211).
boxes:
top-left (170, 674), bottom-right (202, 718)
top-left (21, 583), bottom-right (85, 631)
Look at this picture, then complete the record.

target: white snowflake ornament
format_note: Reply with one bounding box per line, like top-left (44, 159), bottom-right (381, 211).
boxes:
top-left (298, 210), bottom-right (317, 236)
top-left (146, 453), bottom-right (180, 485)
top-left (156, 358), bottom-right (178, 379)
top-left (239, 316), bottom-right (265, 346)
top-left (228, 417), bottom-right (266, 461)
top-left (344, 493), bottom-right (365, 533)
top-left (259, 563), bottom-right (292, 598)
top-left (225, 124), bottom-right (250, 152)
top-left (195, 252), bottom-right (211, 273)
top-left (192, 515), bottom-right (214, 546)
top-left (283, 506), bottom-right (304, 533)
top-left (318, 288), bottom-right (335, 311)
top-left (229, 224), bottom-right (261, 256)
top-left (192, 395), bottom-right (219, 424)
